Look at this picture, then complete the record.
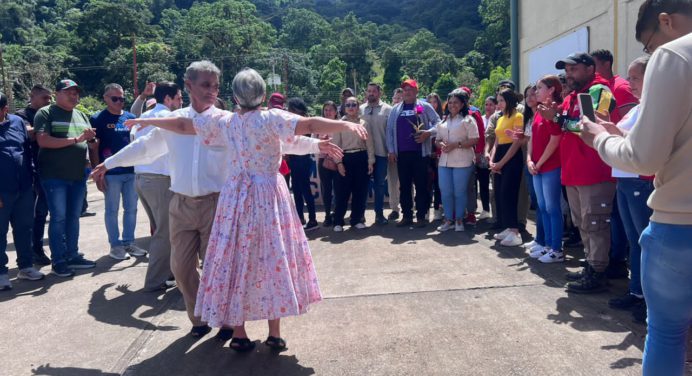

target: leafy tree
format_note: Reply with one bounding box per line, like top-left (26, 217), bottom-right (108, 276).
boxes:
top-left (381, 47), bottom-right (403, 97)
top-left (432, 73), bottom-right (457, 98)
top-left (278, 8), bottom-right (332, 51)
top-left (318, 57), bottom-right (346, 104)
top-left (474, 65), bottom-right (511, 108)
top-left (473, 0), bottom-right (510, 68)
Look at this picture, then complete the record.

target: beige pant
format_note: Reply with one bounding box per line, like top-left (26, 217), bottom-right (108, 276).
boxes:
top-left (169, 192), bottom-right (218, 326)
top-left (136, 174), bottom-right (173, 291)
top-left (566, 182), bottom-right (616, 272)
top-left (388, 159), bottom-right (400, 212)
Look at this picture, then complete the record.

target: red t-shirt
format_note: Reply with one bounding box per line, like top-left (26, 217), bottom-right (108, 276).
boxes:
top-left (560, 75), bottom-right (615, 186)
top-left (608, 75), bottom-right (639, 124)
top-left (469, 108), bottom-right (485, 154)
top-left (531, 112), bottom-right (562, 173)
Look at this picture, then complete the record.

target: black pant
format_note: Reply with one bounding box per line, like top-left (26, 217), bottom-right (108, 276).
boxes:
top-left (334, 151), bottom-right (369, 226)
top-left (476, 167), bottom-right (490, 212)
top-left (287, 155), bottom-right (316, 222)
top-left (33, 177), bottom-right (48, 254)
top-left (397, 152), bottom-right (430, 221)
top-left (493, 144), bottom-right (523, 229)
top-left (430, 157), bottom-right (441, 210)
top-left (318, 158), bottom-right (338, 218)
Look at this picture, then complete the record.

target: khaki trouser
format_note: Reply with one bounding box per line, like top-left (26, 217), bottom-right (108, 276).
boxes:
top-left (566, 182), bottom-right (616, 272)
top-left (388, 159), bottom-right (400, 212)
top-left (169, 192), bottom-right (218, 326)
top-left (135, 174), bottom-right (173, 291)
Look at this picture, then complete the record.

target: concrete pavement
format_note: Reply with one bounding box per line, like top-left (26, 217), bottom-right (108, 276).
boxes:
top-left (0, 181), bottom-right (678, 375)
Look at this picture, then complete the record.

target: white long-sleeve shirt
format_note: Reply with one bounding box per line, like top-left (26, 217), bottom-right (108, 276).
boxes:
top-left (105, 106), bottom-right (320, 197)
top-left (129, 103), bottom-right (172, 176)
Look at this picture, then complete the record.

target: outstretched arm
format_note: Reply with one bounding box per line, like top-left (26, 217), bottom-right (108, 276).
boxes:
top-left (295, 117), bottom-right (367, 140)
top-left (123, 117), bottom-right (196, 135)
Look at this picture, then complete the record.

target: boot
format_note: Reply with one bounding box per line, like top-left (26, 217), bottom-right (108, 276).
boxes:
top-left (566, 267), bottom-right (608, 294)
top-left (566, 264), bottom-right (590, 282)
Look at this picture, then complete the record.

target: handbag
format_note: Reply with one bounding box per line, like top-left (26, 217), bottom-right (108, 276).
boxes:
top-left (322, 157), bottom-right (338, 171)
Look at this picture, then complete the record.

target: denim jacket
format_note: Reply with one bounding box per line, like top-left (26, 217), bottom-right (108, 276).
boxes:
top-left (386, 100), bottom-right (441, 157)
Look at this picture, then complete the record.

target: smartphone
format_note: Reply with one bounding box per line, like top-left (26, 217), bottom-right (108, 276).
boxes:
top-left (578, 93), bottom-right (596, 122)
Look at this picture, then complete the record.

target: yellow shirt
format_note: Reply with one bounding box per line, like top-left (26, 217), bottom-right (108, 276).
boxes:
top-left (495, 112), bottom-right (524, 145)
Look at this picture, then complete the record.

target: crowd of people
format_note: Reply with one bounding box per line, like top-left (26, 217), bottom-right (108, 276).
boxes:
top-left (0, 0), bottom-right (690, 373)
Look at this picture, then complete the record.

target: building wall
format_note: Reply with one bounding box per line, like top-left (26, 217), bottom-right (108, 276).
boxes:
top-left (519, 0), bottom-right (645, 88)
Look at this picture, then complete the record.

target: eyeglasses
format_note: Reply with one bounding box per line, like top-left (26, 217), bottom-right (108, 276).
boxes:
top-left (643, 26), bottom-right (659, 54)
top-left (344, 103), bottom-right (358, 109)
top-left (110, 96), bottom-right (126, 103)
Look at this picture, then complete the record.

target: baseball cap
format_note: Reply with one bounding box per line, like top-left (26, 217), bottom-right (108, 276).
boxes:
top-left (401, 79), bottom-right (418, 90)
top-left (555, 52), bottom-right (595, 69)
top-left (268, 92), bottom-right (285, 109)
top-left (146, 98), bottom-right (157, 108)
top-left (55, 79), bottom-right (81, 92)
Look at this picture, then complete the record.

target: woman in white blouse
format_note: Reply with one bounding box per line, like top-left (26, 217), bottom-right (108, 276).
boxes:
top-left (435, 89), bottom-right (479, 232)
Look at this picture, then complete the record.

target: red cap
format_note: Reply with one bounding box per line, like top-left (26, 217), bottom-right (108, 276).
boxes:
top-left (401, 79), bottom-right (418, 90)
top-left (460, 86), bottom-right (472, 95)
top-left (268, 92), bottom-right (285, 109)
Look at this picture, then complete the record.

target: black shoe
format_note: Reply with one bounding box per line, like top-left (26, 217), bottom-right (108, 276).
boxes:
top-left (265, 336), bottom-right (287, 351)
top-left (396, 218), bottom-right (414, 227)
top-left (51, 263), bottom-right (75, 278)
top-left (414, 219), bottom-right (428, 228)
top-left (80, 211), bottom-right (96, 217)
top-left (579, 259), bottom-right (588, 267)
top-left (609, 293), bottom-right (645, 310)
top-left (66, 256), bottom-right (96, 269)
top-left (606, 261), bottom-right (630, 279)
top-left (564, 232), bottom-right (583, 248)
top-left (33, 251), bottom-right (52, 266)
top-left (323, 215), bottom-right (333, 227)
top-left (388, 211), bottom-right (400, 221)
top-left (189, 324), bottom-right (211, 338)
top-left (375, 215), bottom-right (389, 225)
top-left (566, 265), bottom-right (589, 281)
top-left (304, 220), bottom-right (319, 231)
top-left (631, 302), bottom-right (647, 324)
top-left (215, 328), bottom-right (234, 341)
top-left (299, 217), bottom-right (306, 226)
top-left (566, 270), bottom-right (608, 294)
top-left (229, 337), bottom-right (256, 352)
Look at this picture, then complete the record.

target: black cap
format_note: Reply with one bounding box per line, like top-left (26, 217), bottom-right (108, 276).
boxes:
top-left (55, 79), bottom-right (81, 92)
top-left (497, 79), bottom-right (516, 91)
top-left (555, 52), bottom-right (595, 69)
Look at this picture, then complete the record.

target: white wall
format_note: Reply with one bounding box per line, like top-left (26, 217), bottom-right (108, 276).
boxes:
top-left (518, 0), bottom-right (646, 89)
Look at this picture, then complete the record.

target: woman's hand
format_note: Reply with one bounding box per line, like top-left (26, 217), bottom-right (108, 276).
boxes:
top-left (123, 119), bottom-right (139, 130)
top-left (442, 142), bottom-right (457, 153)
top-left (317, 140), bottom-right (343, 161)
top-left (527, 160), bottom-right (538, 175)
top-left (538, 101), bottom-right (560, 120)
top-left (337, 163), bottom-right (346, 177)
top-left (490, 161), bottom-right (504, 173)
top-left (344, 122), bottom-right (368, 140)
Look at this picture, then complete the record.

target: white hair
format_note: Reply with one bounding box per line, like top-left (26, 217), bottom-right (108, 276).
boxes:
top-left (184, 60), bottom-right (221, 82)
top-left (232, 68), bottom-right (266, 109)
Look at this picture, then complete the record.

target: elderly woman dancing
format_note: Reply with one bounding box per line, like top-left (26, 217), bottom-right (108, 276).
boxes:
top-left (125, 68), bottom-right (367, 352)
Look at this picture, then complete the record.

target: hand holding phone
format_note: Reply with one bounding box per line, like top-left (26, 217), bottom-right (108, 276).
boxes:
top-left (578, 93), bottom-right (596, 122)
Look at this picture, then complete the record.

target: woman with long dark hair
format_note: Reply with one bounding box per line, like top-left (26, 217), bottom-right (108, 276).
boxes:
top-left (317, 101), bottom-right (339, 226)
top-left (521, 85), bottom-right (543, 250)
top-left (427, 93), bottom-right (444, 221)
top-left (490, 89), bottom-right (524, 246)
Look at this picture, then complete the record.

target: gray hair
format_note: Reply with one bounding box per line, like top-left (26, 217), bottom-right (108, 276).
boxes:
top-left (628, 55), bottom-right (650, 73)
top-left (232, 68), bottom-right (266, 109)
top-left (184, 60), bottom-right (221, 82)
top-left (104, 83), bottom-right (123, 94)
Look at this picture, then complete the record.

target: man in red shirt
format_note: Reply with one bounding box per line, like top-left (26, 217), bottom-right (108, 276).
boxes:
top-left (551, 52), bottom-right (617, 293)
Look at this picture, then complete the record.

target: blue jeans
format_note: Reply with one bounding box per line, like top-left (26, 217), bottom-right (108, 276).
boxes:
top-left (41, 178), bottom-right (86, 266)
top-left (617, 178), bottom-right (654, 295)
top-left (0, 189), bottom-right (35, 274)
top-left (609, 195), bottom-right (629, 263)
top-left (438, 165), bottom-right (474, 221)
top-left (532, 168), bottom-right (563, 250)
top-left (104, 174), bottom-right (138, 247)
top-left (373, 156), bottom-right (388, 216)
top-left (640, 222), bottom-right (692, 376)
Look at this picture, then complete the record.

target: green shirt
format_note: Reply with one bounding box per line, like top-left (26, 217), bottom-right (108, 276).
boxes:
top-left (34, 104), bottom-right (91, 181)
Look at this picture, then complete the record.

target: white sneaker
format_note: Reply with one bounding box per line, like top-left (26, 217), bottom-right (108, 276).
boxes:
top-left (126, 244), bottom-right (147, 257)
top-left (354, 223), bottom-right (366, 230)
top-left (493, 228), bottom-right (512, 240)
top-left (109, 246), bottom-right (130, 260)
top-left (539, 250), bottom-right (565, 263)
top-left (437, 221), bottom-right (453, 232)
top-left (333, 225), bottom-right (344, 232)
top-left (0, 274), bottom-right (11, 291)
top-left (433, 209), bottom-right (443, 221)
top-left (478, 211), bottom-right (492, 220)
top-left (523, 240), bottom-right (539, 249)
top-left (454, 222), bottom-right (465, 232)
top-left (527, 243), bottom-right (545, 254)
top-left (500, 232), bottom-right (522, 246)
top-left (529, 246), bottom-right (550, 259)
top-left (17, 267), bottom-right (45, 281)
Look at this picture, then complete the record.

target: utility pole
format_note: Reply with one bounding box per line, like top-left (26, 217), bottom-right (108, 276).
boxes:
top-left (132, 33), bottom-right (139, 97)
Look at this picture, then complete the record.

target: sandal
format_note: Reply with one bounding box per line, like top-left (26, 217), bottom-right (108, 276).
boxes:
top-left (229, 337), bottom-right (256, 352)
top-left (189, 325), bottom-right (211, 338)
top-left (264, 336), bottom-right (287, 351)
top-left (215, 328), bottom-right (234, 341)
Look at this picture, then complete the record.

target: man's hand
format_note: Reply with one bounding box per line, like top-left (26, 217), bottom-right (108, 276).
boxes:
top-left (345, 122), bottom-right (368, 140)
top-left (414, 130), bottom-right (431, 143)
top-left (317, 140), bottom-right (343, 161)
top-left (77, 128), bottom-right (96, 143)
top-left (90, 163), bottom-right (109, 192)
top-left (580, 115), bottom-right (610, 148)
top-left (368, 164), bottom-right (374, 175)
top-left (388, 153), bottom-right (397, 163)
top-left (124, 119), bottom-right (139, 130)
top-left (140, 82), bottom-right (155, 98)
top-left (337, 163), bottom-right (346, 177)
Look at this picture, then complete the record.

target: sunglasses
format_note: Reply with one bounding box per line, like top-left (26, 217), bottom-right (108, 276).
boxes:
top-left (344, 103), bottom-right (358, 109)
top-left (110, 96), bottom-right (126, 103)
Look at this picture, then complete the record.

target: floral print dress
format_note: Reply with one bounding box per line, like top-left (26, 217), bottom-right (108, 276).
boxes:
top-left (192, 109), bottom-right (322, 327)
